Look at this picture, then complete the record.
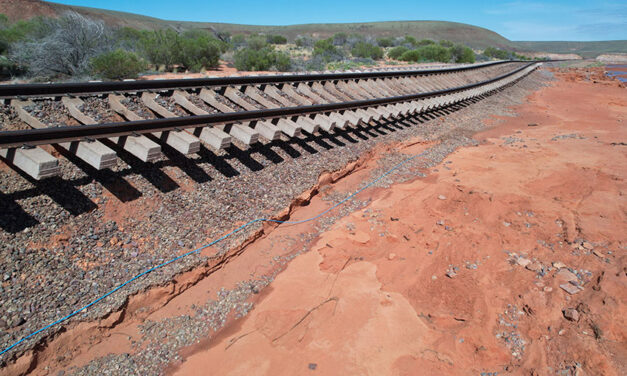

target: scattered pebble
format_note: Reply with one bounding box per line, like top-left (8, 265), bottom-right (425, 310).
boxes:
top-left (563, 308), bottom-right (580, 322)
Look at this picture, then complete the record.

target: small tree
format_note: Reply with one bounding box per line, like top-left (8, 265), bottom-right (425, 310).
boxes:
top-left (399, 49), bottom-right (421, 62)
top-left (450, 44), bottom-right (475, 63)
top-left (351, 42), bottom-right (383, 60)
top-left (416, 39), bottom-right (435, 47)
top-left (231, 34), bottom-right (246, 47)
top-left (234, 47), bottom-right (291, 71)
top-left (483, 47), bottom-right (510, 60)
top-left (387, 46), bottom-right (408, 60)
top-left (403, 35), bottom-right (417, 46)
top-left (91, 49), bottom-right (147, 79)
top-left (178, 34), bottom-right (223, 72)
top-left (139, 29), bottom-right (180, 70)
top-left (273, 51), bottom-right (291, 71)
top-left (295, 35), bottom-right (314, 47)
top-left (113, 27), bottom-right (143, 51)
top-left (438, 39), bottom-right (454, 48)
top-left (266, 34), bottom-right (287, 44)
top-left (376, 37), bottom-right (394, 48)
top-left (313, 38), bottom-right (343, 62)
top-left (417, 44), bottom-right (451, 62)
top-left (246, 35), bottom-right (267, 50)
top-left (332, 32), bottom-right (348, 46)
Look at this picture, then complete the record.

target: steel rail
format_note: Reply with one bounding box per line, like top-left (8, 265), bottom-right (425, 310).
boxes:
top-left (0, 63), bottom-right (535, 149)
top-left (0, 60), bottom-right (524, 99)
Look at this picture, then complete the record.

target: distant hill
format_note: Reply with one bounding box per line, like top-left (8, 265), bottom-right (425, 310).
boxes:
top-left (515, 41), bottom-right (627, 59)
top-left (1, 0), bottom-right (625, 57)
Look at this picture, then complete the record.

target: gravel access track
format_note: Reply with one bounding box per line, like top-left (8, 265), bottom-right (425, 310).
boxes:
top-left (0, 69), bottom-right (551, 367)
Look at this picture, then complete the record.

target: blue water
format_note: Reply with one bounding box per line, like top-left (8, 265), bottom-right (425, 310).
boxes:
top-left (605, 71), bottom-right (627, 76)
top-left (604, 65), bottom-right (627, 83)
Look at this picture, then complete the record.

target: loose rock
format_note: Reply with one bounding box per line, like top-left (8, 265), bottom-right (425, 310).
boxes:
top-left (560, 283), bottom-right (581, 295)
top-left (563, 308), bottom-right (580, 321)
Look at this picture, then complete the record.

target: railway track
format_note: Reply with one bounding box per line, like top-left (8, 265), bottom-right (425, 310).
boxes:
top-left (0, 61), bottom-right (540, 180)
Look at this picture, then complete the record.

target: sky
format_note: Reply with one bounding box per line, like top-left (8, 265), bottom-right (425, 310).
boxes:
top-left (51, 0), bottom-right (627, 41)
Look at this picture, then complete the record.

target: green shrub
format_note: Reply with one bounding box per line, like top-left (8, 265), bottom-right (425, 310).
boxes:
top-left (388, 46), bottom-right (409, 59)
top-left (351, 41), bottom-right (383, 60)
top-left (416, 39), bottom-right (435, 47)
top-left (450, 44), bottom-right (475, 63)
top-left (313, 38), bottom-right (336, 55)
top-left (139, 29), bottom-right (226, 72)
top-left (234, 47), bottom-right (291, 71)
top-left (90, 49), bottom-right (147, 79)
top-left (438, 39), bottom-right (454, 48)
top-left (483, 47), bottom-right (510, 60)
top-left (231, 34), bottom-right (246, 47)
top-left (295, 35), bottom-right (313, 47)
top-left (273, 51), bottom-right (291, 71)
top-left (266, 34), bottom-right (287, 44)
top-left (399, 44), bottom-right (452, 63)
top-left (332, 32), bottom-right (348, 45)
top-left (0, 54), bottom-right (26, 77)
top-left (178, 34), bottom-right (223, 71)
top-left (246, 35), bottom-right (267, 50)
top-left (139, 29), bottom-right (180, 70)
top-left (376, 37), bottom-right (394, 47)
top-left (403, 35), bottom-right (417, 46)
top-left (417, 44), bottom-right (451, 62)
top-left (399, 49), bottom-right (421, 62)
top-left (313, 38), bottom-right (343, 62)
top-left (0, 16), bottom-right (40, 55)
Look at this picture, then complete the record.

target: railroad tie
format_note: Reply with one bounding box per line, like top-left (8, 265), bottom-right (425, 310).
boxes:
top-left (365, 79), bottom-right (392, 97)
top-left (378, 78), bottom-right (405, 96)
top-left (224, 86), bottom-right (289, 139)
top-left (11, 99), bottom-right (117, 170)
top-left (197, 89), bottom-right (260, 145)
top-left (338, 81), bottom-right (370, 100)
top-left (279, 84), bottom-right (312, 106)
top-left (310, 82), bottom-right (342, 103)
top-left (243, 86), bottom-right (277, 109)
top-left (169, 91), bottom-right (231, 150)
top-left (295, 83), bottom-right (326, 104)
top-left (311, 113), bottom-right (337, 132)
top-left (262, 85), bottom-right (295, 107)
top-left (323, 81), bottom-right (352, 101)
top-left (0, 146), bottom-right (59, 180)
top-left (242, 86), bottom-right (307, 137)
top-left (138, 93), bottom-right (201, 155)
top-left (63, 96), bottom-right (163, 162)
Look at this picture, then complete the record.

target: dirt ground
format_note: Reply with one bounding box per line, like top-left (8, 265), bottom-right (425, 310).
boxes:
top-left (165, 70), bottom-right (626, 375)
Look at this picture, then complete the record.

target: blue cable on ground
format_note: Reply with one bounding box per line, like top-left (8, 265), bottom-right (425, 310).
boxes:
top-left (0, 151), bottom-right (423, 357)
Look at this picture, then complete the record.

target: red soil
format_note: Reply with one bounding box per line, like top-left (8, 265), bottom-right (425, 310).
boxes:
top-left (170, 70), bottom-right (626, 375)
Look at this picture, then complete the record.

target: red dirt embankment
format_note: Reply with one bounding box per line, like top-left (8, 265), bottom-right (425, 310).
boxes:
top-left (170, 70), bottom-right (626, 375)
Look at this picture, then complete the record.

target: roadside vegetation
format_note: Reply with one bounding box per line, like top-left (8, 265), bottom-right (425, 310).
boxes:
top-left (0, 12), bottom-right (531, 82)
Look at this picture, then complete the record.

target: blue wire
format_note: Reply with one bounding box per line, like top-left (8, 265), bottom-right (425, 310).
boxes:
top-left (0, 151), bottom-right (422, 357)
